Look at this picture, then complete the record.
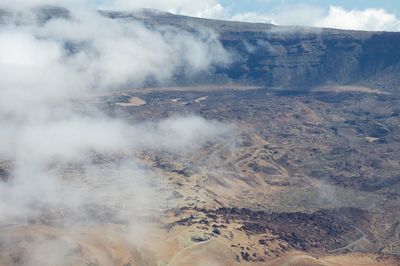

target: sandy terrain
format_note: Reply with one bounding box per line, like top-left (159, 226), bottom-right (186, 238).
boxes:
top-left (115, 96), bottom-right (147, 106)
top-left (0, 224), bottom-right (397, 266)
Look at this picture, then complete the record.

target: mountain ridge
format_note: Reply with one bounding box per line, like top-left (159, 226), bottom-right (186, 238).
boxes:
top-left (97, 9), bottom-right (400, 92)
top-left (1, 6), bottom-right (399, 91)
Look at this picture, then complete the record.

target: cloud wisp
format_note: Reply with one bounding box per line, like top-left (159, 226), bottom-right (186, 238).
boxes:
top-left (0, 1), bottom-right (231, 229)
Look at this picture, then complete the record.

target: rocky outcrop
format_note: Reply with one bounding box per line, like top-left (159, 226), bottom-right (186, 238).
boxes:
top-left (2, 6), bottom-right (399, 91)
top-left (108, 10), bottom-right (400, 91)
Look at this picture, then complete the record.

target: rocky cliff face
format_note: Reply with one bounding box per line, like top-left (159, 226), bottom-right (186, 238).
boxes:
top-left (220, 29), bottom-right (400, 89)
top-left (107, 10), bottom-right (400, 91)
top-left (2, 7), bottom-right (400, 91)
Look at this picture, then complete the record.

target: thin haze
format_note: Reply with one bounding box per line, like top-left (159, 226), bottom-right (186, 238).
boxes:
top-left (0, 0), bottom-right (231, 230)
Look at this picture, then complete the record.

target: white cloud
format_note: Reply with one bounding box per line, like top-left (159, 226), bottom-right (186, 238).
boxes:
top-left (0, 6), bottom-right (230, 116)
top-left (0, 2), bottom-right (232, 227)
top-left (100, 0), bottom-right (225, 18)
top-left (0, 0), bottom-right (90, 8)
top-left (0, 1), bottom-right (229, 263)
top-left (316, 6), bottom-right (400, 31)
top-left (231, 12), bottom-right (274, 24)
top-left (228, 5), bottom-right (400, 32)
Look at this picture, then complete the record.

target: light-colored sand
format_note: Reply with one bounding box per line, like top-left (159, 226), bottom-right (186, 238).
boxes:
top-left (266, 251), bottom-right (396, 266)
top-left (0, 224), bottom-right (397, 266)
top-left (116, 96), bottom-right (146, 106)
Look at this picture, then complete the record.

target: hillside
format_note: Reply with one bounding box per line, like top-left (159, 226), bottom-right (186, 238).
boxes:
top-left (0, 5), bottom-right (399, 266)
top-left (103, 9), bottom-right (400, 91)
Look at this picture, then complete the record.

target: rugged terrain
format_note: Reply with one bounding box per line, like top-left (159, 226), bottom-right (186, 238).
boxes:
top-left (104, 9), bottom-right (400, 91)
top-left (0, 6), bottom-right (400, 266)
top-left (2, 84), bottom-right (399, 265)
top-left (3, 6), bottom-right (400, 90)
top-left (103, 85), bottom-right (400, 263)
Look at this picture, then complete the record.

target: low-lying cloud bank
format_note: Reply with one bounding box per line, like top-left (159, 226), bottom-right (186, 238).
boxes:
top-left (0, 0), bottom-right (231, 226)
top-left (0, 4), bottom-right (230, 115)
top-left (0, 115), bottom-right (231, 223)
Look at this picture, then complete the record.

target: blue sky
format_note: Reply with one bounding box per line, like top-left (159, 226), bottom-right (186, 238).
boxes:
top-left (220, 0), bottom-right (400, 16)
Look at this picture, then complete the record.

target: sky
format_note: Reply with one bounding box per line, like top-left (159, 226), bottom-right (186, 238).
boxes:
top-left (96, 0), bottom-right (400, 31)
top-left (220, 0), bottom-right (400, 17)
